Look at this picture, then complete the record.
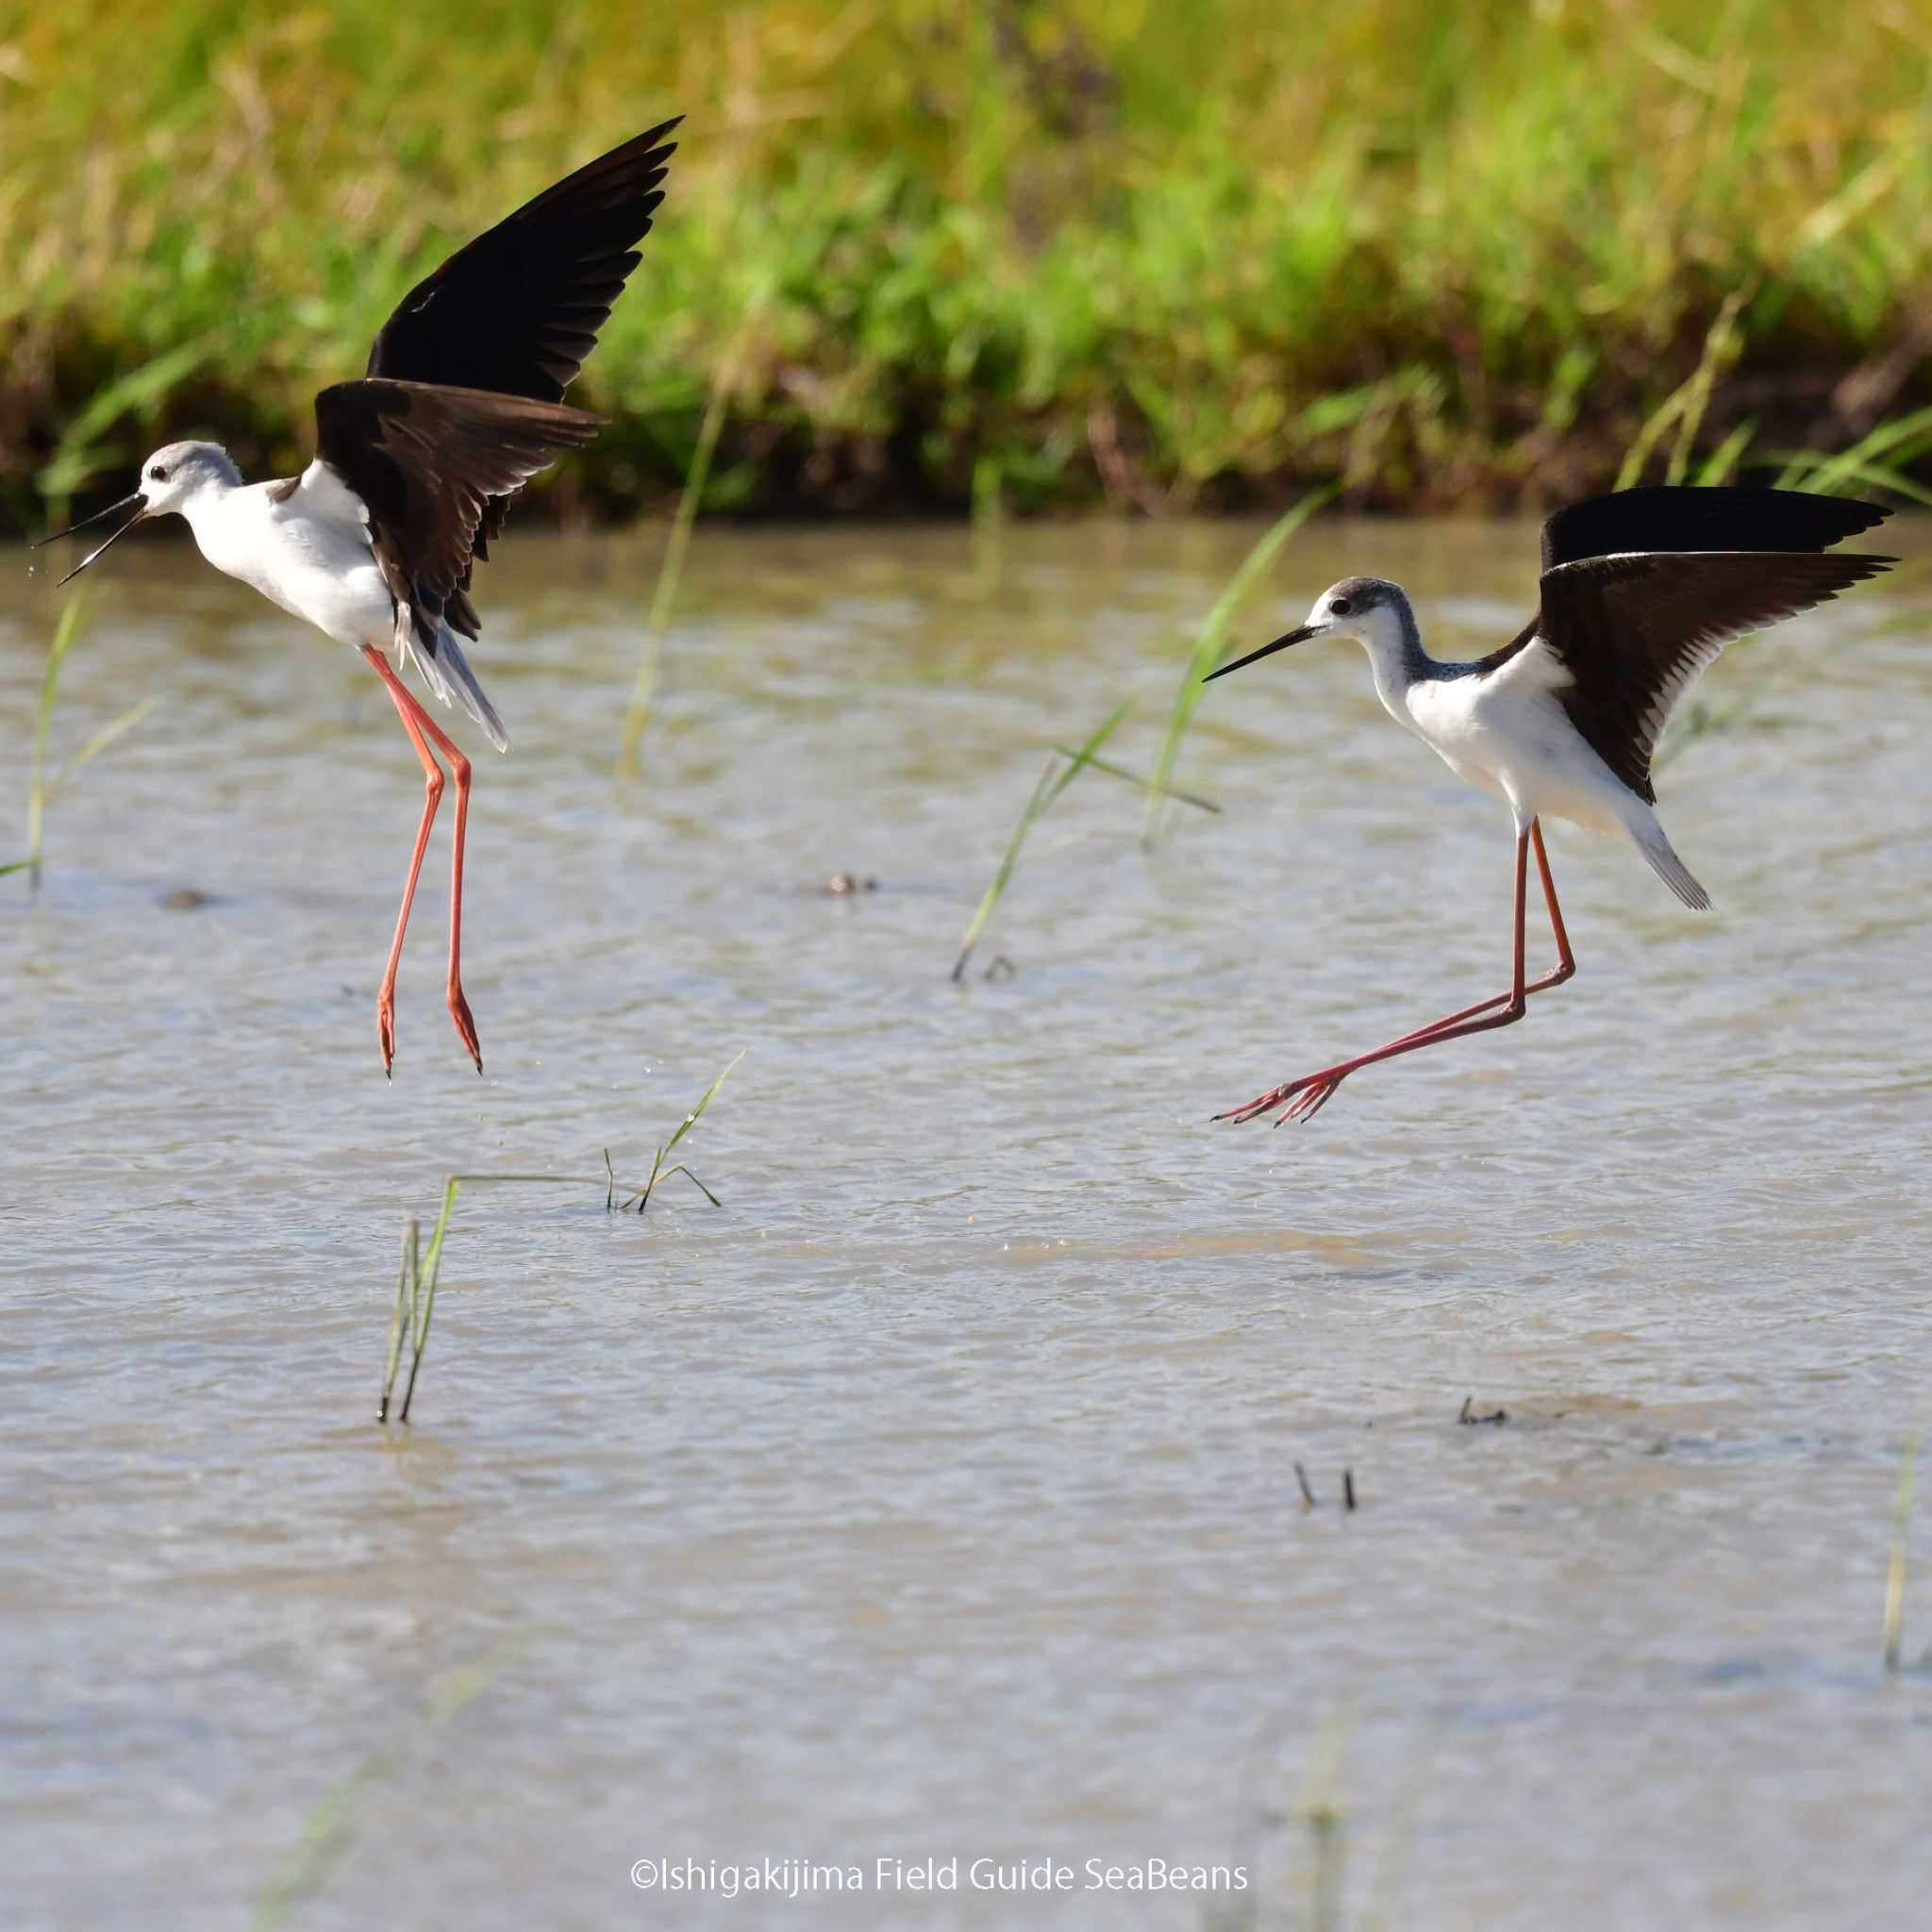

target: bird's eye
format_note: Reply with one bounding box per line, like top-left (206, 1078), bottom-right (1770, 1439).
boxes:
top-left (1329, 596), bottom-right (1352, 617)
top-left (147, 464), bottom-right (168, 483)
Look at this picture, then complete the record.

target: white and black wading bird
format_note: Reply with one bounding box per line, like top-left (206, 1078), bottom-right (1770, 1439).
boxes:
top-left (1205, 486), bottom-right (1894, 1124)
top-left (36, 120), bottom-right (682, 1075)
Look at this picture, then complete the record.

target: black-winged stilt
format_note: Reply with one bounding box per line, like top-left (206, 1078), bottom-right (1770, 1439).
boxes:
top-left (1204, 486), bottom-right (1895, 1124)
top-left (36, 120), bottom-right (681, 1076)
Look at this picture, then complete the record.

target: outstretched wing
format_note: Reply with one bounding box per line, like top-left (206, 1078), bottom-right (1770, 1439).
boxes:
top-left (1474, 487), bottom-right (1894, 798)
top-left (363, 119), bottom-right (680, 628)
top-left (1537, 548), bottom-right (1894, 801)
top-left (314, 378), bottom-right (602, 641)
top-left (1540, 486), bottom-right (1890, 571)
top-left (366, 118), bottom-right (681, 401)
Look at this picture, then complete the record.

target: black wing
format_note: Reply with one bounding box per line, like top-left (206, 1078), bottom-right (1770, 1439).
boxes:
top-left (1472, 485), bottom-right (1894, 794)
top-left (365, 118), bottom-right (680, 627)
top-left (366, 118), bottom-right (681, 400)
top-left (314, 379), bottom-right (603, 644)
top-left (1541, 486), bottom-right (1890, 571)
top-left (1537, 548), bottom-right (1894, 802)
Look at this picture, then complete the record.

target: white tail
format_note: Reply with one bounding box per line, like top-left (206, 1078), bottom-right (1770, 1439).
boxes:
top-left (1634, 824), bottom-right (1710, 910)
top-left (402, 625), bottom-right (510, 753)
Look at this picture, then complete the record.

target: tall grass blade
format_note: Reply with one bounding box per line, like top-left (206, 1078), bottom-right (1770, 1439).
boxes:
top-left (619, 1049), bottom-right (743, 1211)
top-left (617, 314), bottom-right (762, 775)
top-left (1774, 406), bottom-right (1932, 495)
top-left (1781, 458), bottom-right (1932, 508)
top-left (15, 593), bottom-right (90, 888)
top-left (1295, 1700), bottom-right (1356, 1932)
top-left (373, 1081), bottom-right (745, 1401)
top-left (1615, 288), bottom-right (1750, 491)
top-left (663, 1049), bottom-right (743, 1158)
top-left (972, 454), bottom-right (1005, 587)
top-left (377, 1220), bottom-right (418, 1424)
top-left (639, 1142), bottom-right (667, 1208)
top-left (7, 592), bottom-right (154, 882)
top-left (953, 696), bottom-right (1134, 981)
top-left (396, 1180), bottom-right (458, 1425)
top-left (1883, 1428), bottom-right (1921, 1673)
top-left (1141, 487), bottom-right (1332, 850)
top-left (1769, 451), bottom-right (1932, 507)
top-left (1357, 1726), bottom-right (1439, 1932)
top-left (248, 1643), bottom-right (517, 1931)
top-left (1051, 748), bottom-right (1219, 814)
top-left (58, 698), bottom-right (158, 789)
top-left (1692, 420), bottom-right (1758, 487)
top-left (1667, 289), bottom-right (1753, 486)
top-left (654, 1163), bottom-right (722, 1208)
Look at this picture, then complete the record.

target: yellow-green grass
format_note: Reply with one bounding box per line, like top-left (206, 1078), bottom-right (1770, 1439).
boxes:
top-left (2, 592), bottom-right (154, 882)
top-left (4, 0), bottom-right (1929, 522)
top-left (375, 1054), bottom-right (740, 1423)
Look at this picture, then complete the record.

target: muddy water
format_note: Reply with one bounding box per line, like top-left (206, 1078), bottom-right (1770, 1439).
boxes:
top-left (3, 518), bottom-right (1929, 1930)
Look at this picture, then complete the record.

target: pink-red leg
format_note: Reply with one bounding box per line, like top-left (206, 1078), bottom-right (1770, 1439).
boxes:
top-left (1219, 819), bottom-right (1576, 1124)
top-left (1340, 820), bottom-right (1575, 1054)
top-left (360, 645), bottom-right (483, 1076)
top-left (362, 649), bottom-right (444, 1076)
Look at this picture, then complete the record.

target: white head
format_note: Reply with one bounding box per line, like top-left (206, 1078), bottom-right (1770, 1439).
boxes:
top-left (134, 440), bottom-right (242, 517)
top-left (1205, 575), bottom-right (1421, 685)
top-left (37, 439), bottom-right (242, 584)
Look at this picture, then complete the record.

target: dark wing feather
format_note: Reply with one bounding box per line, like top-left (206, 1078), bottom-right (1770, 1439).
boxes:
top-left (1475, 486), bottom-right (1894, 742)
top-left (365, 119), bottom-right (680, 625)
top-left (315, 379), bottom-right (603, 646)
top-left (366, 118), bottom-right (680, 400)
top-left (1540, 486), bottom-right (1889, 570)
top-left (1538, 549), bottom-right (1894, 802)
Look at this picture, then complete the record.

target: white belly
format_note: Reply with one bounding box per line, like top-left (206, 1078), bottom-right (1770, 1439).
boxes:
top-left (1401, 662), bottom-right (1634, 837)
top-left (188, 478), bottom-right (393, 647)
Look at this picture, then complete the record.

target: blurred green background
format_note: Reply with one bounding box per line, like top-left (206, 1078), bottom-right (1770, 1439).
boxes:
top-left (3, 0), bottom-right (1928, 521)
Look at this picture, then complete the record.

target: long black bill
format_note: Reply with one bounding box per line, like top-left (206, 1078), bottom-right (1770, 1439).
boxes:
top-left (35, 491), bottom-right (144, 548)
top-left (1202, 624), bottom-right (1319, 682)
top-left (41, 494), bottom-right (148, 586)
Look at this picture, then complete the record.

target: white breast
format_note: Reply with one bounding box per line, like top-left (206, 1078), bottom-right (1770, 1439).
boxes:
top-left (185, 466), bottom-right (393, 648)
top-left (1403, 643), bottom-right (1633, 833)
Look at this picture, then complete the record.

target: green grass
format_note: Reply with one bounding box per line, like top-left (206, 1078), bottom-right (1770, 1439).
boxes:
top-left (379, 1180), bottom-right (458, 1426)
top-left (1141, 485), bottom-right (1333, 848)
top-left (951, 697), bottom-right (1134, 981)
top-left (1294, 1701), bottom-right (1354, 1932)
top-left (249, 1643), bottom-right (520, 1931)
top-left (952, 485), bottom-right (1337, 975)
top-left (4, 0), bottom-right (1930, 523)
top-left (375, 1058), bottom-right (741, 1424)
top-left (616, 318), bottom-right (763, 773)
top-left (606, 1049), bottom-right (742, 1213)
top-left (950, 696), bottom-right (1225, 977)
top-left (2, 592), bottom-right (154, 883)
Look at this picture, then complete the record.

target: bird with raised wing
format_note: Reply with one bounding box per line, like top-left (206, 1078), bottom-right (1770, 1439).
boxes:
top-left (1204, 486), bottom-right (1894, 1124)
top-left (36, 119), bottom-right (681, 1076)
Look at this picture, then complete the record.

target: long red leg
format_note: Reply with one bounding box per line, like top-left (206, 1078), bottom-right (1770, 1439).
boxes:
top-left (362, 648), bottom-right (444, 1076)
top-left (360, 646), bottom-right (483, 1075)
top-left (1528, 820), bottom-right (1574, 989)
top-left (1219, 820), bottom-right (1576, 1124)
top-left (1345, 820), bottom-right (1576, 1056)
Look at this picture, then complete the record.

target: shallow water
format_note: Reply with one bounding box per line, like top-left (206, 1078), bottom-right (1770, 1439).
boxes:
top-left (4, 517), bottom-right (1930, 1930)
